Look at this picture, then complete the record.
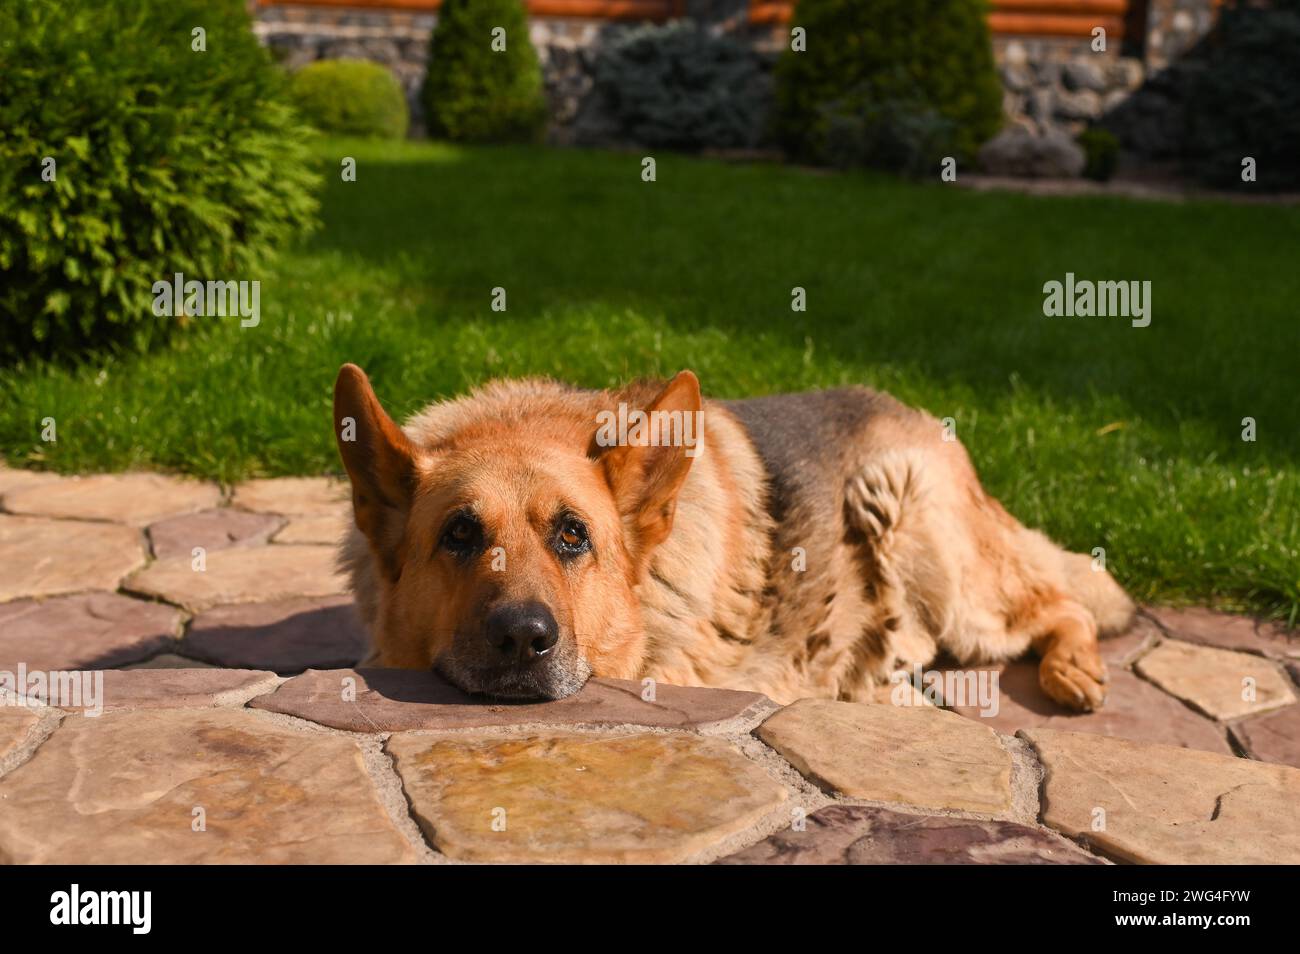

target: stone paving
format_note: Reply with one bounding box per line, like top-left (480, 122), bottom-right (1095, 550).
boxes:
top-left (0, 466), bottom-right (1297, 864)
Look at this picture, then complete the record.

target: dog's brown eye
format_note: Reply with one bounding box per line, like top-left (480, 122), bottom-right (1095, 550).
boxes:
top-left (440, 513), bottom-right (482, 555)
top-left (555, 517), bottom-right (590, 557)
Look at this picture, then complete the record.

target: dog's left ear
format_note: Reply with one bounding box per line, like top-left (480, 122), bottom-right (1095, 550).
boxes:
top-left (334, 363), bottom-right (417, 581)
top-left (601, 370), bottom-right (701, 568)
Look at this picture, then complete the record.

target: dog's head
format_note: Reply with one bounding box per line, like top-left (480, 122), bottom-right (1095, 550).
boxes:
top-left (333, 364), bottom-right (700, 700)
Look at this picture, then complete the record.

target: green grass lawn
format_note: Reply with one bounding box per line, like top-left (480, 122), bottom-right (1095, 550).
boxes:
top-left (1, 138), bottom-right (1297, 619)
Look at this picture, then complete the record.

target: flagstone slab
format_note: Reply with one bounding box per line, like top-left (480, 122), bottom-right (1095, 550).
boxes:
top-left (1149, 606), bottom-right (1300, 660)
top-left (0, 709), bottom-right (416, 864)
top-left (1230, 705), bottom-right (1300, 769)
top-left (0, 593), bottom-right (181, 670)
top-left (1135, 640), bottom-right (1295, 721)
top-left (3, 473), bottom-right (220, 526)
top-left (147, 509), bottom-right (282, 561)
top-left (0, 708), bottom-right (40, 763)
top-left (1022, 727), bottom-right (1300, 864)
top-left (55, 668), bottom-right (279, 714)
top-left (947, 662), bottom-right (1232, 755)
top-left (0, 467), bottom-right (61, 499)
top-left (0, 516), bottom-right (145, 602)
top-left (388, 731), bottom-right (786, 863)
top-left (716, 804), bottom-right (1103, 865)
top-left (271, 510), bottom-right (351, 545)
top-left (231, 477), bottom-right (349, 516)
top-left (124, 544), bottom-right (348, 613)
top-left (184, 596), bottom-right (368, 673)
top-left (756, 698), bottom-right (1012, 814)
top-left (250, 669), bottom-right (770, 732)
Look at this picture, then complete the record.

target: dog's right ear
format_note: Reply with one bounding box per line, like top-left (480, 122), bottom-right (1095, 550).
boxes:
top-left (334, 363), bottom-right (416, 581)
top-left (601, 370), bottom-right (701, 574)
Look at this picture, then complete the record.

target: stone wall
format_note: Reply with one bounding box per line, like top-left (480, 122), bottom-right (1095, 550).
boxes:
top-left (254, 3), bottom-right (771, 142)
top-left (991, 0), bottom-right (1220, 145)
top-left (1145, 0), bottom-right (1223, 70)
top-left (994, 37), bottom-right (1146, 139)
top-left (254, 0), bottom-right (1221, 154)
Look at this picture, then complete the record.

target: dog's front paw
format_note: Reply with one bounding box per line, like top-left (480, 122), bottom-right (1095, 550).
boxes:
top-left (1039, 643), bottom-right (1108, 712)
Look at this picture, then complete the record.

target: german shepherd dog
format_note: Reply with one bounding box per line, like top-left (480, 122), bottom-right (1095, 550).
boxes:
top-left (334, 363), bottom-right (1134, 710)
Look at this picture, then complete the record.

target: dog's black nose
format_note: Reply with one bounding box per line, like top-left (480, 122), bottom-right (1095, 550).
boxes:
top-left (484, 601), bottom-right (559, 663)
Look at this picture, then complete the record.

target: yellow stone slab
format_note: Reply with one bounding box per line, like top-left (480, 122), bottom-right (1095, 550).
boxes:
top-left (389, 731), bottom-right (787, 863)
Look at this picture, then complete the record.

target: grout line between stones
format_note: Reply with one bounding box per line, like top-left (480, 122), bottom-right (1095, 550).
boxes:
top-left (0, 703), bottom-right (66, 782)
top-left (305, 711), bottom-right (771, 742)
top-left (1000, 731), bottom-right (1046, 827)
top-left (226, 703), bottom-right (452, 862)
top-left (360, 735), bottom-right (446, 865)
top-left (1015, 729), bottom-right (1126, 866)
top-left (1224, 725), bottom-right (1254, 760)
top-left (211, 672), bottom-right (286, 707)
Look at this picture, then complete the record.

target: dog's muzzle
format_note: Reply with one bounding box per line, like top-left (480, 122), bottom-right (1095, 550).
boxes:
top-left (438, 601), bottom-right (591, 701)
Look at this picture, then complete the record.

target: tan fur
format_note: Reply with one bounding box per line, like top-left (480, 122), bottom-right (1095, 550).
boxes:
top-left (335, 366), bottom-right (1134, 710)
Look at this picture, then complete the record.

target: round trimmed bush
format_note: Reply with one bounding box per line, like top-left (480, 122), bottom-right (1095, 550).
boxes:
top-left (421, 0), bottom-right (548, 143)
top-left (773, 0), bottom-right (1003, 167)
top-left (291, 60), bottom-right (410, 140)
top-left (0, 0), bottom-right (320, 360)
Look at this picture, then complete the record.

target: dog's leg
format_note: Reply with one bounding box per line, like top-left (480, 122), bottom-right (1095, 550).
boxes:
top-left (842, 450), bottom-right (945, 682)
top-left (841, 417), bottom-right (1115, 713)
top-left (1029, 600), bottom-right (1108, 711)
